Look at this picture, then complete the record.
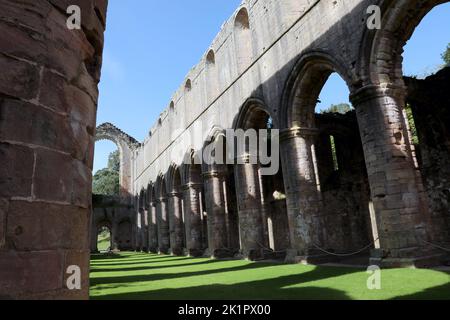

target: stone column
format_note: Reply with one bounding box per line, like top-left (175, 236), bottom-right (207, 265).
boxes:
top-left (168, 192), bottom-right (185, 256)
top-left (136, 208), bottom-right (143, 251)
top-left (111, 221), bottom-right (119, 252)
top-left (142, 208), bottom-right (149, 252)
top-left (203, 171), bottom-right (230, 258)
top-left (350, 85), bottom-right (434, 266)
top-left (156, 198), bottom-right (170, 254)
top-left (148, 201), bottom-right (158, 253)
top-left (280, 128), bottom-right (324, 262)
top-left (183, 183), bottom-right (204, 257)
top-left (90, 219), bottom-right (99, 254)
top-left (0, 1), bottom-right (107, 299)
top-left (234, 157), bottom-right (266, 260)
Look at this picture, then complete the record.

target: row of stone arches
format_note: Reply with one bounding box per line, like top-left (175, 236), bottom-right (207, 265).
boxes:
top-left (133, 1), bottom-right (450, 265)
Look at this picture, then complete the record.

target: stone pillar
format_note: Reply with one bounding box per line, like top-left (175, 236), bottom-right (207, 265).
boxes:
top-left (0, 1), bottom-right (107, 299)
top-left (156, 198), bottom-right (170, 254)
top-left (280, 128), bottom-right (325, 262)
top-left (141, 208), bottom-right (149, 252)
top-left (183, 183), bottom-right (204, 257)
top-left (168, 192), bottom-right (185, 256)
top-left (148, 201), bottom-right (158, 253)
top-left (135, 208), bottom-right (142, 251)
top-left (90, 219), bottom-right (99, 254)
top-left (350, 85), bottom-right (435, 267)
top-left (203, 171), bottom-right (230, 258)
top-left (234, 157), bottom-right (266, 260)
top-left (111, 221), bottom-right (119, 252)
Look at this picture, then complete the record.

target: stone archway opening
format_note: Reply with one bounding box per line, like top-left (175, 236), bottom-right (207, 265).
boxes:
top-left (96, 224), bottom-right (112, 253)
top-left (281, 56), bottom-right (375, 263)
top-left (167, 166), bottom-right (186, 256)
top-left (399, 3), bottom-right (450, 247)
top-left (234, 100), bottom-right (290, 260)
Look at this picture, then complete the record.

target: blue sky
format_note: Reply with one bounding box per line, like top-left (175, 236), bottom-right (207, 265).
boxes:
top-left (94, 1), bottom-right (450, 173)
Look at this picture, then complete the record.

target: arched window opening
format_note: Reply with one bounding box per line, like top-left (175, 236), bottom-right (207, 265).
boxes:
top-left (400, 3), bottom-right (450, 244)
top-left (329, 135), bottom-right (339, 172)
top-left (185, 79), bottom-right (192, 92)
top-left (233, 8), bottom-right (253, 74)
top-left (285, 61), bottom-right (373, 256)
top-left (97, 225), bottom-right (112, 253)
top-left (92, 140), bottom-right (120, 196)
top-left (206, 49), bottom-right (219, 101)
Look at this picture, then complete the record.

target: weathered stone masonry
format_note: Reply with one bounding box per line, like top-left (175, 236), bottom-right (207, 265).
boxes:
top-left (130, 0), bottom-right (450, 266)
top-left (0, 0), bottom-right (108, 299)
top-left (1, 0), bottom-right (449, 300)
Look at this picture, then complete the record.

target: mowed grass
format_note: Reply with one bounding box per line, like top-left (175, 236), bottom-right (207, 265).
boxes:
top-left (97, 233), bottom-right (111, 252)
top-left (90, 252), bottom-right (450, 300)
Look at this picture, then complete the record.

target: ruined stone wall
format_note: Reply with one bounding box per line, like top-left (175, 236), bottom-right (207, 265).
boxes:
top-left (91, 195), bottom-right (135, 252)
top-left (0, 0), bottom-right (107, 299)
top-left (315, 113), bottom-right (372, 252)
top-left (130, 0), bottom-right (450, 266)
top-left (132, 0), bottom-right (373, 191)
top-left (405, 67), bottom-right (450, 245)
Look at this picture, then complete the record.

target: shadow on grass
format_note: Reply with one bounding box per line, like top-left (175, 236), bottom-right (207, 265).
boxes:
top-left (91, 257), bottom-right (193, 267)
top-left (90, 262), bottom-right (360, 300)
top-left (91, 266), bottom-right (358, 300)
top-left (91, 253), bottom-right (176, 261)
top-left (91, 259), bottom-right (224, 273)
top-left (90, 261), bottom-right (285, 286)
top-left (392, 282), bottom-right (450, 300)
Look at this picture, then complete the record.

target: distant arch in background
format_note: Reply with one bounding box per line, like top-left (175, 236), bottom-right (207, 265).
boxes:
top-left (95, 123), bottom-right (140, 199)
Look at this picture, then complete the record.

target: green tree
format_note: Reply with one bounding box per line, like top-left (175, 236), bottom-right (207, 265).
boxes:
top-left (92, 150), bottom-right (120, 196)
top-left (108, 150), bottom-right (120, 172)
top-left (442, 43), bottom-right (450, 65)
top-left (321, 103), bottom-right (353, 115)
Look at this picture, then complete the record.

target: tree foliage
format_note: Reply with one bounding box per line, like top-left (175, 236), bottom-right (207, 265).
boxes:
top-left (321, 103), bottom-right (353, 115)
top-left (108, 150), bottom-right (120, 172)
top-left (442, 43), bottom-right (450, 66)
top-left (92, 150), bottom-right (120, 196)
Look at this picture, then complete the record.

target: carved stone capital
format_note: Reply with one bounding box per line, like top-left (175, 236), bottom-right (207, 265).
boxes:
top-left (350, 84), bottom-right (407, 106)
top-left (280, 127), bottom-right (319, 141)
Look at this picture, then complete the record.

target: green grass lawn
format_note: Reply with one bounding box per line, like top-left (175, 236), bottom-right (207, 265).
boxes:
top-left (90, 252), bottom-right (450, 300)
top-left (97, 232), bottom-right (111, 252)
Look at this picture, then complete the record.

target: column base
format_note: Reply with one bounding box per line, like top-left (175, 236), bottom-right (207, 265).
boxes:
top-left (370, 249), bottom-right (446, 268)
top-left (211, 249), bottom-right (235, 259)
top-left (148, 247), bottom-right (158, 254)
top-left (187, 249), bottom-right (204, 257)
top-left (284, 249), bottom-right (337, 265)
top-left (158, 248), bottom-right (170, 255)
top-left (242, 249), bottom-right (265, 261)
top-left (169, 248), bottom-right (184, 256)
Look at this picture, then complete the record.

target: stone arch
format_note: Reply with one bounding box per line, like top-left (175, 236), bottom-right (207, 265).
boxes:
top-left (155, 173), bottom-right (170, 253)
top-left (234, 98), bottom-right (289, 257)
top-left (180, 148), bottom-right (207, 256)
top-left (353, 0), bottom-right (450, 256)
top-left (95, 220), bottom-right (113, 252)
top-left (234, 98), bottom-right (272, 130)
top-left (95, 123), bottom-right (139, 199)
top-left (234, 7), bottom-right (253, 74)
top-left (180, 148), bottom-right (203, 185)
top-left (166, 164), bottom-right (185, 255)
top-left (279, 52), bottom-right (376, 258)
top-left (358, 0), bottom-right (448, 88)
top-left (146, 182), bottom-right (159, 252)
top-left (205, 49), bottom-right (219, 101)
top-left (185, 79), bottom-right (192, 92)
top-left (117, 217), bottom-right (133, 250)
top-left (280, 52), bottom-right (354, 129)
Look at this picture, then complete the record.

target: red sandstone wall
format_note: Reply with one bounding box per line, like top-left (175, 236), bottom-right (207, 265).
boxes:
top-left (0, 0), bottom-right (107, 299)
